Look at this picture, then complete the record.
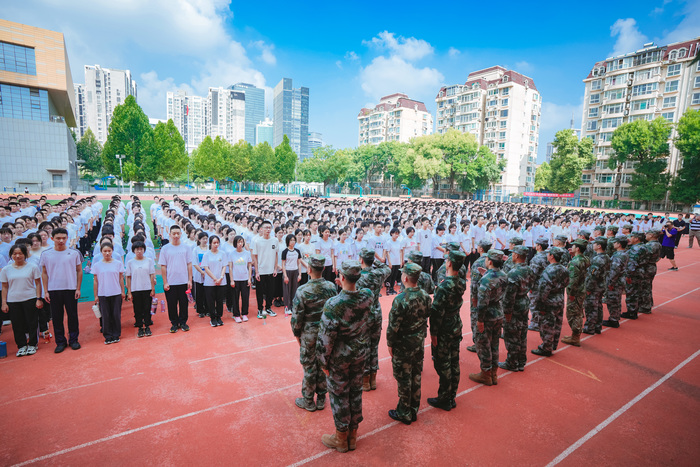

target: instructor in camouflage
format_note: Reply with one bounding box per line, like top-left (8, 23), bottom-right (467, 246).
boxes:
top-left (527, 238), bottom-right (550, 332)
top-left (602, 236), bottom-right (628, 328)
top-left (467, 239), bottom-right (491, 353)
top-left (561, 239), bottom-right (589, 347)
top-left (583, 238), bottom-right (610, 334)
top-left (532, 247), bottom-right (570, 357)
top-left (499, 245), bottom-right (532, 371)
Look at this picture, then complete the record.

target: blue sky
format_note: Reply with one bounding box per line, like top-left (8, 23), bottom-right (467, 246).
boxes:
top-left (6, 0), bottom-right (700, 162)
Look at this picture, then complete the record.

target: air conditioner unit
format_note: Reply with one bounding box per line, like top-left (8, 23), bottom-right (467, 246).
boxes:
top-left (627, 80), bottom-right (633, 86)
top-left (624, 110), bottom-right (629, 116)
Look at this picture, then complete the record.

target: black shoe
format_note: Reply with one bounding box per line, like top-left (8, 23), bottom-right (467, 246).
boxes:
top-left (170, 324), bottom-right (179, 333)
top-left (217, 317), bottom-right (224, 326)
top-left (466, 345), bottom-right (477, 353)
top-left (498, 361), bottom-right (518, 371)
top-left (531, 348), bottom-right (552, 357)
top-left (450, 399), bottom-right (457, 409)
top-left (144, 326), bottom-right (152, 336)
top-left (137, 328), bottom-right (145, 338)
top-left (211, 319), bottom-right (218, 327)
top-left (146, 320), bottom-right (153, 326)
top-left (70, 342), bottom-right (81, 350)
top-left (411, 412), bottom-right (418, 422)
top-left (621, 312), bottom-right (638, 320)
top-left (198, 313), bottom-right (206, 318)
top-left (595, 327), bottom-right (602, 334)
top-left (528, 325), bottom-right (540, 332)
top-left (388, 410), bottom-right (411, 425)
top-left (427, 397), bottom-right (452, 411)
top-left (639, 309), bottom-right (652, 315)
top-left (54, 344), bottom-right (67, 353)
top-left (180, 323), bottom-right (190, 332)
top-left (582, 328), bottom-right (595, 335)
top-left (133, 322), bottom-right (139, 328)
top-left (602, 320), bottom-right (619, 328)
top-left (518, 363), bottom-right (526, 372)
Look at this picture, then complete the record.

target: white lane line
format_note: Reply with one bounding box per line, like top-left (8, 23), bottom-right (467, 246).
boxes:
top-left (11, 382), bottom-right (299, 467)
top-left (655, 261), bottom-right (699, 276)
top-left (189, 339), bottom-right (296, 364)
top-left (546, 348), bottom-right (700, 467)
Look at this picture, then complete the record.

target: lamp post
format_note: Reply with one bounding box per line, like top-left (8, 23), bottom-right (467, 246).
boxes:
top-left (115, 154), bottom-right (125, 193)
top-left (400, 184), bottom-right (411, 197)
top-left (353, 182), bottom-right (363, 197)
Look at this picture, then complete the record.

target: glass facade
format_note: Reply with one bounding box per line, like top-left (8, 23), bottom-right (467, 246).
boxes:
top-left (0, 84), bottom-right (49, 121)
top-left (0, 41), bottom-right (37, 75)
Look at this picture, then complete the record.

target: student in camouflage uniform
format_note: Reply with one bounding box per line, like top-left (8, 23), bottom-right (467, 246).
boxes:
top-left (436, 242), bottom-right (468, 284)
top-left (386, 263), bottom-right (432, 425)
top-left (583, 238), bottom-right (610, 334)
top-left (641, 229), bottom-right (661, 315)
top-left (499, 245), bottom-right (531, 371)
top-left (317, 260), bottom-right (374, 453)
top-left (427, 250), bottom-right (467, 411)
top-left (552, 235), bottom-right (570, 267)
top-left (622, 232), bottom-right (648, 320)
top-left (467, 239), bottom-right (491, 353)
top-left (602, 236), bottom-right (628, 328)
top-left (357, 248), bottom-right (391, 391)
top-left (405, 251), bottom-right (435, 294)
top-left (605, 225), bottom-right (619, 257)
top-left (469, 250), bottom-right (507, 386)
top-left (578, 230), bottom-right (595, 259)
top-left (532, 247), bottom-right (570, 357)
top-left (502, 237), bottom-right (525, 274)
top-left (527, 238), bottom-right (549, 332)
top-left (292, 255), bottom-right (339, 412)
top-left (561, 239), bottom-right (589, 347)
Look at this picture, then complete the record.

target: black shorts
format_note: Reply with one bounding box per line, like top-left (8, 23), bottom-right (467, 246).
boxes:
top-left (660, 245), bottom-right (675, 260)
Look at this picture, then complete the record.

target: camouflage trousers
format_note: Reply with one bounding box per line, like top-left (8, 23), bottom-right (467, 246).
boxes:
top-left (432, 331), bottom-right (463, 401)
top-left (626, 277), bottom-right (644, 316)
top-left (327, 349), bottom-right (368, 431)
top-left (529, 292), bottom-right (541, 327)
top-left (605, 286), bottom-right (624, 321)
top-left (299, 328), bottom-right (326, 401)
top-left (474, 319), bottom-right (503, 372)
top-left (640, 271), bottom-right (656, 313)
top-left (364, 308), bottom-right (382, 376)
top-left (392, 346), bottom-right (425, 422)
top-left (566, 292), bottom-right (585, 334)
top-left (503, 316), bottom-right (528, 367)
top-left (584, 290), bottom-right (604, 331)
top-left (538, 304), bottom-right (564, 353)
top-left (470, 293), bottom-right (478, 344)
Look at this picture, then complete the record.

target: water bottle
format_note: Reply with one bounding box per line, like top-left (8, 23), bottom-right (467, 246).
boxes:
top-left (186, 289), bottom-right (194, 304)
top-left (150, 297), bottom-right (158, 315)
top-left (160, 299), bottom-right (166, 313)
top-left (84, 257), bottom-right (92, 274)
top-left (43, 331), bottom-right (52, 344)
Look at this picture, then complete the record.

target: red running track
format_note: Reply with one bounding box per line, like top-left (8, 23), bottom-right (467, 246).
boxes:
top-left (1, 250), bottom-right (699, 466)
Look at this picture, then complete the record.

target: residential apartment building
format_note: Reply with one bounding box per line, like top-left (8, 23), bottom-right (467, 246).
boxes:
top-left (357, 93), bottom-right (433, 146)
top-left (309, 131), bottom-right (323, 153)
top-left (273, 78), bottom-right (309, 159)
top-left (579, 38), bottom-right (700, 208)
top-left (166, 90), bottom-right (207, 153)
top-left (207, 87), bottom-right (245, 145)
top-left (435, 66), bottom-right (541, 196)
top-left (255, 117), bottom-right (273, 146)
top-left (76, 64), bottom-right (137, 143)
top-left (73, 83), bottom-right (87, 137)
top-left (230, 82), bottom-right (264, 145)
top-left (0, 20), bottom-right (78, 192)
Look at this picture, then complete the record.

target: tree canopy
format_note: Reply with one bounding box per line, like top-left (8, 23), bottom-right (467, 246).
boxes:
top-left (76, 128), bottom-right (104, 178)
top-left (534, 161), bottom-right (551, 192)
top-left (548, 129), bottom-right (595, 193)
top-left (670, 109), bottom-right (700, 207)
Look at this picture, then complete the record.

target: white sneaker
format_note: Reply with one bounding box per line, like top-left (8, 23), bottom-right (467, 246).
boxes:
top-left (242, 315), bottom-right (249, 322)
top-left (266, 309), bottom-right (277, 317)
top-left (16, 346), bottom-right (28, 357)
top-left (25, 346), bottom-right (37, 355)
top-left (284, 307), bottom-right (292, 316)
top-left (233, 316), bottom-right (242, 323)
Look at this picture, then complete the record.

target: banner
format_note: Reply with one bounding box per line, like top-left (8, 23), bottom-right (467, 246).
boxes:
top-left (523, 192), bottom-right (575, 198)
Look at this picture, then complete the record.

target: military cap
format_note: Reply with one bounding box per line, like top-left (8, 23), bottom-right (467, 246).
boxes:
top-left (593, 225), bottom-right (605, 234)
top-left (647, 229), bottom-right (661, 238)
top-left (359, 248), bottom-right (376, 262)
top-left (477, 239), bottom-right (492, 250)
top-left (611, 235), bottom-right (628, 246)
top-left (512, 245), bottom-right (529, 257)
top-left (509, 236), bottom-right (524, 246)
top-left (606, 225), bottom-right (619, 233)
top-left (630, 231), bottom-right (645, 240)
top-left (578, 230), bottom-right (591, 240)
top-left (308, 254), bottom-right (326, 270)
top-left (445, 242), bottom-right (461, 251)
top-left (447, 249), bottom-right (466, 266)
top-left (548, 246), bottom-right (565, 262)
top-left (622, 224), bottom-right (634, 231)
top-left (535, 237), bottom-right (549, 248)
top-left (486, 249), bottom-right (505, 262)
top-left (399, 262), bottom-right (422, 279)
top-left (572, 239), bottom-right (588, 250)
top-left (338, 260), bottom-right (362, 281)
top-left (554, 234), bottom-right (568, 244)
top-left (407, 250), bottom-right (423, 263)
top-left (594, 237), bottom-right (608, 248)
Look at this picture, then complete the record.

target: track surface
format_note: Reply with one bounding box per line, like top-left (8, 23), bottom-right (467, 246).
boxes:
top-left (2, 250), bottom-right (699, 466)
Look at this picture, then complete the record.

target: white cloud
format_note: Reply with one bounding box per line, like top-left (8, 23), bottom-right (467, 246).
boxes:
top-left (448, 47), bottom-right (460, 58)
top-left (345, 51), bottom-right (360, 61)
top-left (360, 55), bottom-right (443, 102)
top-left (363, 31), bottom-right (434, 61)
top-left (514, 61), bottom-right (534, 73)
top-left (659, 0), bottom-right (700, 44)
top-left (250, 40), bottom-right (277, 66)
top-left (336, 60), bottom-right (343, 69)
top-left (138, 71), bottom-right (192, 122)
top-left (609, 18), bottom-right (649, 57)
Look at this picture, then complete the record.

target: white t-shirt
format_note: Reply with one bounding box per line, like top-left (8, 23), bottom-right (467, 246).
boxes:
top-left (125, 257), bottom-right (155, 292)
top-left (401, 235), bottom-right (419, 258)
top-left (316, 238), bottom-right (334, 266)
top-left (229, 249), bottom-right (252, 282)
top-left (297, 242), bottom-right (315, 274)
top-left (253, 236), bottom-right (277, 275)
top-left (333, 240), bottom-right (353, 266)
top-left (158, 242), bottom-right (193, 286)
top-left (91, 259), bottom-right (124, 297)
top-left (0, 262), bottom-right (41, 302)
top-left (201, 250), bottom-right (228, 286)
top-left (192, 245), bottom-right (208, 284)
top-left (281, 248), bottom-right (300, 272)
top-left (365, 233), bottom-right (385, 260)
top-left (418, 228), bottom-right (432, 253)
top-left (39, 248), bottom-right (82, 291)
top-left (386, 238), bottom-right (403, 265)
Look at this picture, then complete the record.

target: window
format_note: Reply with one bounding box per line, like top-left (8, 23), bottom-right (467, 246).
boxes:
top-left (581, 174), bottom-right (592, 183)
top-left (499, 121), bottom-right (507, 128)
top-left (52, 174), bottom-right (63, 187)
top-left (667, 64), bottom-right (681, 77)
top-left (598, 187), bottom-right (614, 197)
top-left (580, 187), bottom-right (591, 197)
top-left (501, 88), bottom-right (509, 96)
top-left (603, 103), bottom-right (624, 114)
top-left (631, 99), bottom-right (653, 111)
top-left (620, 187), bottom-right (631, 198)
top-left (501, 99), bottom-right (508, 106)
top-left (488, 89), bottom-right (498, 96)
top-left (634, 67), bottom-right (660, 81)
top-left (604, 88), bottom-right (625, 100)
top-left (678, 48), bottom-right (687, 59)
top-left (591, 79), bottom-right (602, 90)
top-left (589, 107), bottom-right (599, 118)
top-left (0, 42), bottom-right (37, 75)
top-left (662, 96), bottom-right (676, 108)
top-left (488, 100), bottom-right (497, 107)
top-left (500, 110), bottom-right (508, 117)
top-left (602, 117), bottom-right (622, 129)
top-left (695, 76), bottom-right (700, 88)
top-left (499, 131), bottom-right (506, 139)
top-left (665, 80), bottom-right (679, 92)
top-left (632, 83), bottom-right (658, 96)
top-left (601, 132), bottom-right (614, 142)
top-left (586, 121), bottom-right (598, 131)
top-left (692, 93), bottom-right (700, 106)
top-left (0, 83), bottom-right (49, 121)
top-left (596, 159), bottom-right (609, 169)
top-left (590, 93), bottom-right (600, 104)
top-left (498, 142), bottom-right (505, 150)
top-left (597, 174), bottom-right (614, 184)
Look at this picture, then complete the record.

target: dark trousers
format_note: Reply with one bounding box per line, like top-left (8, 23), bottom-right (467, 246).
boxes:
top-left (421, 257), bottom-right (432, 276)
top-left (283, 269), bottom-right (299, 309)
top-left (205, 285), bottom-right (226, 318)
top-left (131, 290), bottom-right (151, 328)
top-left (38, 298), bottom-right (50, 332)
top-left (274, 273), bottom-right (284, 298)
top-left (387, 265), bottom-right (401, 289)
top-left (299, 272), bottom-right (309, 286)
top-left (232, 280), bottom-right (250, 316)
top-left (48, 289), bottom-right (79, 345)
top-left (256, 274), bottom-right (273, 310)
top-left (322, 265), bottom-right (335, 283)
top-left (99, 294), bottom-right (122, 340)
top-left (165, 284), bottom-right (188, 325)
top-left (194, 281), bottom-right (208, 316)
top-left (225, 272), bottom-right (234, 310)
top-left (8, 299), bottom-right (39, 349)
top-left (431, 258), bottom-right (444, 283)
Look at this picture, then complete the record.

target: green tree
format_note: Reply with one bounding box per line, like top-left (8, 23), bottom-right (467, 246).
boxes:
top-left (229, 139), bottom-right (252, 182)
top-left (548, 129), bottom-right (595, 193)
top-left (102, 95), bottom-right (154, 182)
top-left (76, 127), bottom-right (104, 178)
top-left (274, 135), bottom-right (297, 184)
top-left (609, 117), bottom-right (671, 206)
top-left (249, 142), bottom-right (276, 183)
top-left (534, 161), bottom-right (552, 191)
top-left (670, 109), bottom-right (700, 207)
top-left (145, 119), bottom-right (188, 181)
top-left (191, 136), bottom-right (228, 190)
top-left (297, 146), bottom-right (352, 191)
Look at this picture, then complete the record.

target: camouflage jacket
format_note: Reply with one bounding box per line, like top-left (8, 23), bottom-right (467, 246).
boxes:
top-left (529, 251), bottom-right (549, 296)
top-left (317, 288), bottom-right (374, 371)
top-left (585, 253), bottom-right (610, 293)
top-left (477, 269), bottom-right (507, 322)
top-left (386, 286), bottom-right (432, 351)
top-left (536, 263), bottom-right (570, 309)
top-left (437, 262), bottom-right (467, 286)
top-left (430, 275), bottom-right (466, 337)
top-left (503, 263), bottom-right (532, 319)
top-left (470, 255), bottom-right (488, 297)
top-left (605, 238), bottom-right (616, 258)
top-left (418, 271), bottom-right (435, 295)
top-left (567, 253), bottom-right (590, 296)
top-left (559, 248), bottom-right (571, 268)
top-left (291, 278), bottom-right (339, 338)
top-left (607, 250), bottom-right (628, 289)
top-left (627, 243), bottom-right (648, 278)
top-left (357, 259), bottom-right (391, 311)
top-left (644, 241), bottom-right (661, 276)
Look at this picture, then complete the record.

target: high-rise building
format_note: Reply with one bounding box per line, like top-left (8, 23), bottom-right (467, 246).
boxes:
top-left (579, 38), bottom-right (700, 208)
top-left (77, 64), bottom-right (137, 143)
top-left (207, 87), bottom-right (245, 144)
top-left (73, 83), bottom-right (87, 137)
top-left (273, 78), bottom-right (309, 159)
top-left (435, 66), bottom-right (541, 196)
top-left (546, 143), bottom-right (554, 163)
top-left (0, 20), bottom-right (78, 192)
top-left (256, 117), bottom-right (274, 147)
top-left (358, 93), bottom-right (433, 146)
top-left (230, 82), bottom-right (264, 145)
top-left (167, 90), bottom-right (207, 153)
top-left (308, 131), bottom-right (323, 153)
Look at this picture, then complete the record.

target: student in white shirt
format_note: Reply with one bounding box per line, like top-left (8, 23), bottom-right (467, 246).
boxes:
top-left (201, 235), bottom-right (228, 327)
top-left (400, 227), bottom-right (419, 262)
top-left (229, 235), bottom-right (252, 322)
top-left (191, 232), bottom-right (210, 319)
top-left (158, 225), bottom-right (194, 333)
top-left (281, 234), bottom-right (301, 315)
top-left (297, 230), bottom-right (315, 286)
top-left (92, 242), bottom-right (125, 345)
top-left (385, 228), bottom-right (403, 295)
top-left (125, 240), bottom-right (156, 337)
top-left (315, 225), bottom-right (335, 283)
